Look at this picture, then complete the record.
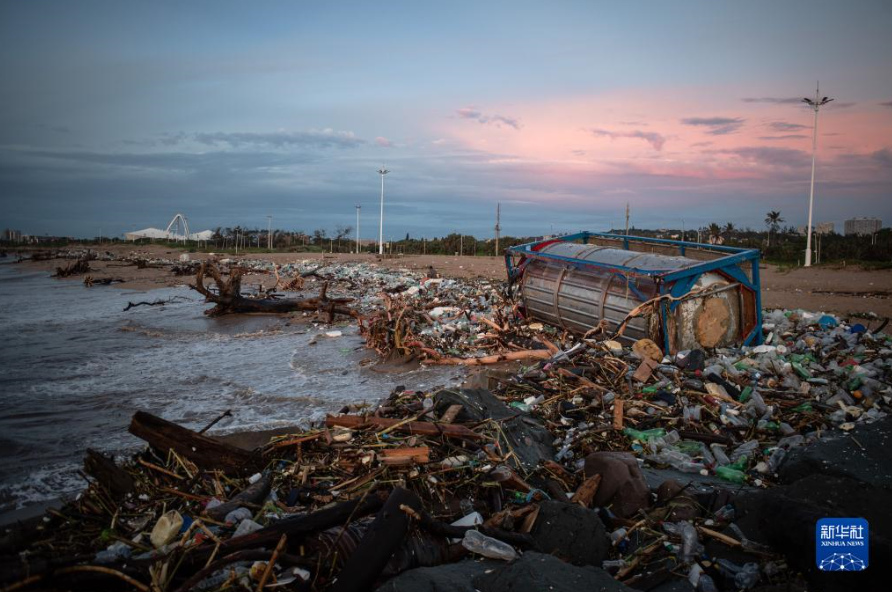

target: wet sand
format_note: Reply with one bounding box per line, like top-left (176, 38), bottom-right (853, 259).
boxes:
top-left (15, 244), bottom-right (892, 319)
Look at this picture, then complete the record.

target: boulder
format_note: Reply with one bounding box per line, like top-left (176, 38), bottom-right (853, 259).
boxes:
top-left (733, 417), bottom-right (892, 592)
top-left (474, 552), bottom-right (635, 592)
top-left (375, 559), bottom-right (497, 592)
top-left (529, 501), bottom-right (609, 566)
top-left (583, 452), bottom-right (650, 517)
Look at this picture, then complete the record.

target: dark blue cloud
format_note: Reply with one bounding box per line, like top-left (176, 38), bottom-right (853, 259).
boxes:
top-left (680, 117), bottom-right (745, 135)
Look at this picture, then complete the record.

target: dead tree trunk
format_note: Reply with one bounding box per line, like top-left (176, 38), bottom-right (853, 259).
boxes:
top-left (189, 262), bottom-right (360, 321)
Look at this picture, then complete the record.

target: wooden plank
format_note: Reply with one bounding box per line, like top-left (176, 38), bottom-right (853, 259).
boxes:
top-left (378, 447), bottom-right (430, 465)
top-left (128, 411), bottom-right (260, 475)
top-left (325, 414), bottom-right (482, 440)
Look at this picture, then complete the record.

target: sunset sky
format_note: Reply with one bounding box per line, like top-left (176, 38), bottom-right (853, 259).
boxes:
top-left (1, 0), bottom-right (891, 239)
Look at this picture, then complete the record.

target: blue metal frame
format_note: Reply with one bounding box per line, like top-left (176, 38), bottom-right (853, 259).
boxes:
top-left (506, 231), bottom-right (763, 349)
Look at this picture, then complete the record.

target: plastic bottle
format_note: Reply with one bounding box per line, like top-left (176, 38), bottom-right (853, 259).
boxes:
top-left (680, 521), bottom-right (700, 563)
top-left (461, 529), bottom-right (518, 561)
top-left (697, 575), bottom-right (718, 592)
top-left (735, 562), bottom-right (761, 589)
top-left (709, 444), bottom-right (730, 466)
top-left (715, 466), bottom-right (747, 484)
top-left (623, 427), bottom-right (666, 442)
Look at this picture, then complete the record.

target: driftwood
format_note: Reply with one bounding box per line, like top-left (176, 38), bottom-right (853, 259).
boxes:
top-left (326, 414), bottom-right (483, 440)
top-left (83, 449), bottom-right (134, 497)
top-left (189, 262), bottom-right (359, 320)
top-left (54, 259), bottom-right (90, 277)
top-left (330, 488), bottom-right (422, 592)
top-left (128, 411), bottom-right (261, 475)
top-left (422, 349), bottom-right (553, 365)
top-left (122, 297), bottom-right (183, 311)
top-left (83, 276), bottom-right (124, 287)
top-left (205, 475), bottom-right (272, 521)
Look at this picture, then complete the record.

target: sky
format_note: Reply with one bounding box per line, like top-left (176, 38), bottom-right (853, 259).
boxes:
top-left (1, 0), bottom-right (891, 239)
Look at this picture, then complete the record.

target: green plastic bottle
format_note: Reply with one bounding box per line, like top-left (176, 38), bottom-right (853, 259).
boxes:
top-left (715, 466), bottom-right (747, 484)
top-left (622, 427), bottom-right (666, 442)
top-left (791, 362), bottom-right (811, 380)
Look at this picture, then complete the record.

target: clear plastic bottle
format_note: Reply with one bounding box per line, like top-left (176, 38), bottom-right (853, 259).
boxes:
top-left (461, 529), bottom-right (518, 561)
top-left (709, 444), bottom-right (731, 466)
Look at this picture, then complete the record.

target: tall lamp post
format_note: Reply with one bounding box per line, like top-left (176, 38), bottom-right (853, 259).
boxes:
top-left (377, 167), bottom-right (389, 255)
top-left (803, 83), bottom-right (833, 267)
top-left (355, 204), bottom-right (361, 254)
top-left (266, 215), bottom-right (272, 250)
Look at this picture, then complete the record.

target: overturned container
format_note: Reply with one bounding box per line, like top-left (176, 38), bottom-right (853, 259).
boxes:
top-left (506, 232), bottom-right (762, 352)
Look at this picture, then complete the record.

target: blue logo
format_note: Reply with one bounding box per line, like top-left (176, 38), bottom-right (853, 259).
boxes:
top-left (816, 518), bottom-right (868, 571)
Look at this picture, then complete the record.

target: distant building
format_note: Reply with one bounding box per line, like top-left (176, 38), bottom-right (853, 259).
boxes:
top-left (2, 228), bottom-right (22, 242)
top-left (796, 222), bottom-right (834, 235)
top-left (844, 217), bottom-right (882, 236)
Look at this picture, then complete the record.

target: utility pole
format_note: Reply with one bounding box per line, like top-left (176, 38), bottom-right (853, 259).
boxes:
top-left (624, 202), bottom-right (630, 235)
top-left (494, 202), bottom-right (501, 256)
top-left (459, 233), bottom-right (463, 257)
top-left (803, 83), bottom-right (833, 267)
top-left (377, 167), bottom-right (389, 255)
top-left (681, 219), bottom-right (685, 242)
top-left (355, 205), bottom-right (361, 254)
top-left (267, 215), bottom-right (272, 250)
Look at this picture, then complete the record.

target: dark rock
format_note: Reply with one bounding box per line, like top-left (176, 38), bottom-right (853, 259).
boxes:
top-left (584, 452), bottom-right (650, 518)
top-left (733, 417), bottom-right (892, 592)
top-left (778, 416), bottom-right (892, 490)
top-left (653, 479), bottom-right (700, 523)
top-left (375, 559), bottom-right (498, 592)
top-left (530, 500), bottom-right (609, 566)
top-left (433, 389), bottom-right (554, 470)
top-left (648, 578), bottom-right (695, 592)
top-left (474, 552), bottom-right (634, 592)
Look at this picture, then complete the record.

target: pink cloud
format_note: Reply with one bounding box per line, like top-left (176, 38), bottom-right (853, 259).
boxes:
top-left (375, 136), bottom-right (392, 147)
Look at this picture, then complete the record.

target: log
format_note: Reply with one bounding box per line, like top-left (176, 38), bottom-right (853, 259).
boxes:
top-left (570, 474), bottom-right (602, 508)
top-left (205, 475), bottom-right (272, 521)
top-left (325, 414), bottom-right (482, 440)
top-left (190, 262), bottom-right (359, 320)
top-left (330, 488), bottom-right (422, 592)
top-left (83, 449), bottom-right (134, 497)
top-left (128, 411), bottom-right (261, 475)
top-left (423, 349), bottom-right (552, 366)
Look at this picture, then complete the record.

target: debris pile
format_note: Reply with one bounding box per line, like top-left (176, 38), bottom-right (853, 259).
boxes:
top-left (6, 253), bottom-right (891, 591)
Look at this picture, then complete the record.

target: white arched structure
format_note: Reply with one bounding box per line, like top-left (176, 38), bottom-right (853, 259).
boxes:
top-left (124, 214), bottom-right (212, 243)
top-left (164, 213), bottom-right (191, 243)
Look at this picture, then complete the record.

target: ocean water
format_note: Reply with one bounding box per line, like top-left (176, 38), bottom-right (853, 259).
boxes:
top-left (0, 260), bottom-right (460, 515)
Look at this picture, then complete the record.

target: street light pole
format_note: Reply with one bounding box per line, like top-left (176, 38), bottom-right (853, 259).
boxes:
top-left (377, 167), bottom-right (389, 255)
top-left (355, 205), bottom-right (361, 254)
top-left (803, 83), bottom-right (833, 267)
top-left (267, 215), bottom-right (272, 250)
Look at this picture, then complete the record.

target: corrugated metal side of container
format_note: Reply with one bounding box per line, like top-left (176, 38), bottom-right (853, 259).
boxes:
top-left (521, 260), bottom-right (565, 327)
top-left (521, 259), bottom-right (659, 343)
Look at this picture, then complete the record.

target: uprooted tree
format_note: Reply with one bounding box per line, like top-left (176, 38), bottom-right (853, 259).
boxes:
top-left (189, 261), bottom-right (361, 321)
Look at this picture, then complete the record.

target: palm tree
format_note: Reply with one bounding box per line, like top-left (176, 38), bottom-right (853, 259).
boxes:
top-left (724, 222), bottom-right (735, 236)
top-left (708, 223), bottom-right (723, 245)
top-left (764, 211), bottom-right (784, 247)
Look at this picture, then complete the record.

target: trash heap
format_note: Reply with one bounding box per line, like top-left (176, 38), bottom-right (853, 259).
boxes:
top-left (5, 258), bottom-right (891, 591)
